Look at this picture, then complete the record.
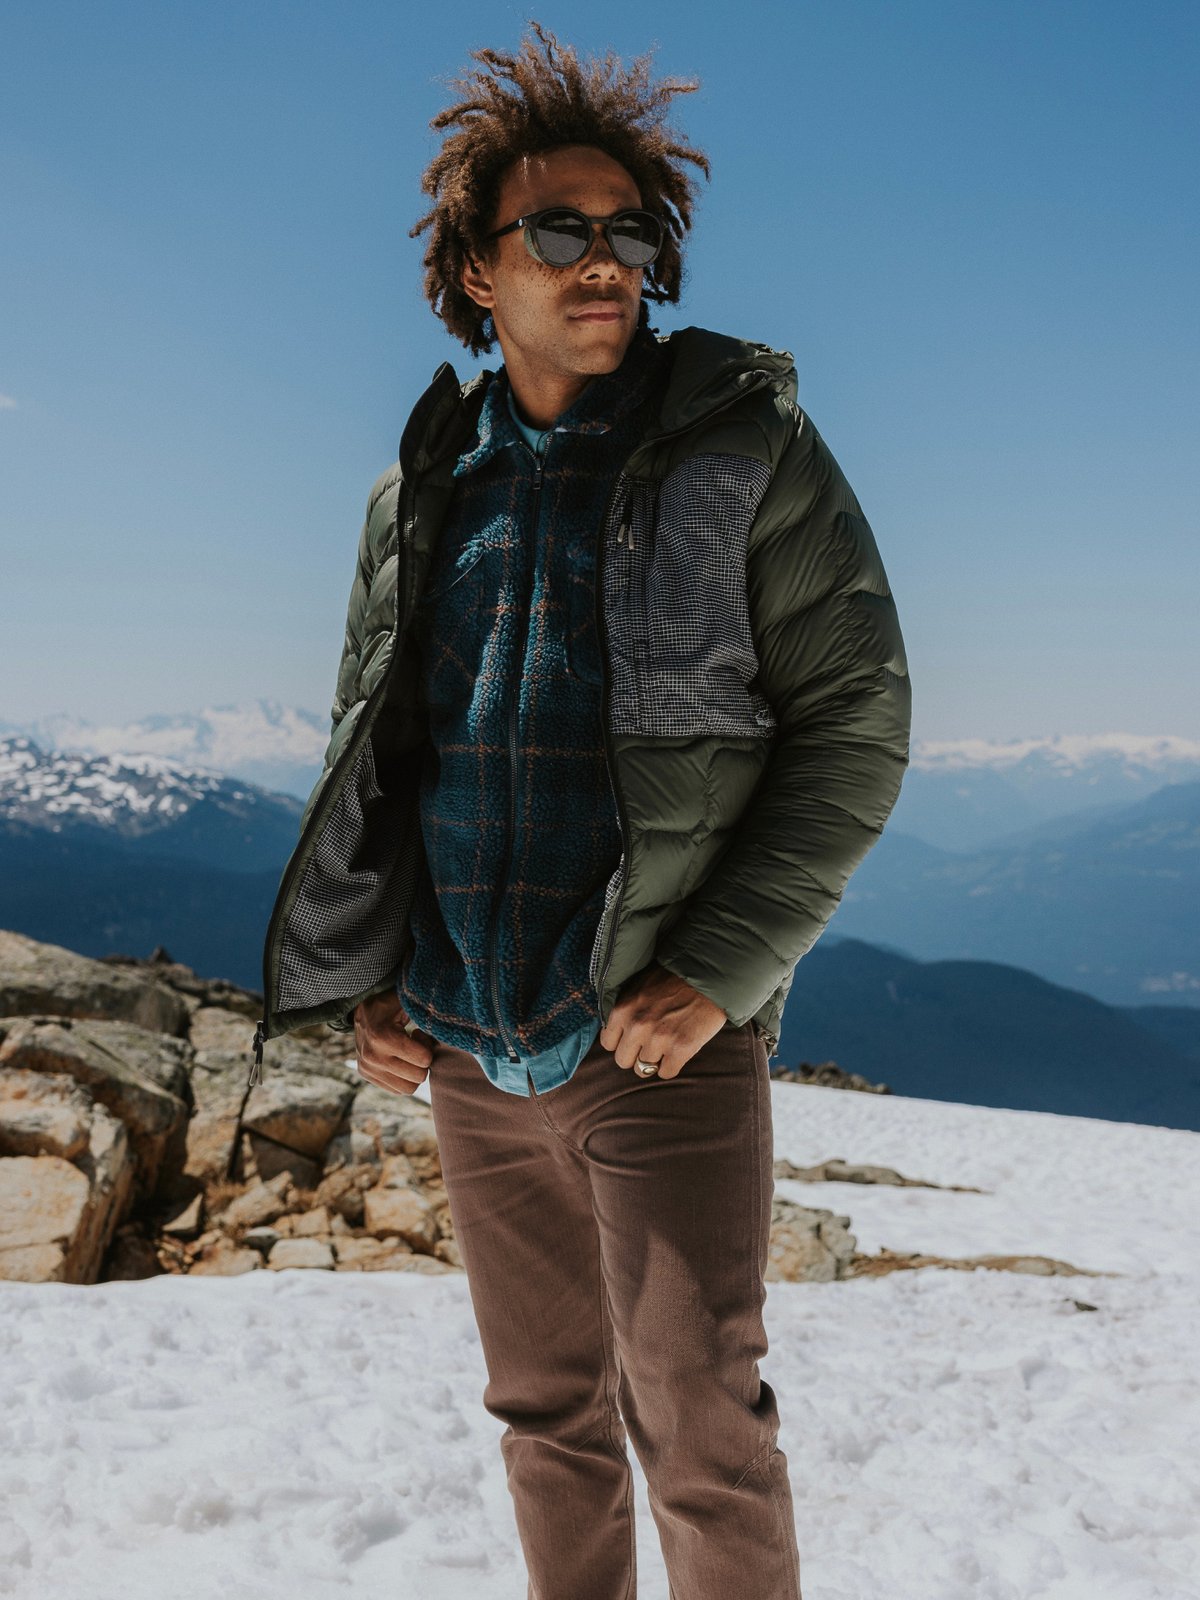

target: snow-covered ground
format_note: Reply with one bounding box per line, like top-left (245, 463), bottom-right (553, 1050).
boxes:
top-left (1, 1080), bottom-right (1197, 1600)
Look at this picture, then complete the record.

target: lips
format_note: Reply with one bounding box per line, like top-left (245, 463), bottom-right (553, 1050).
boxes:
top-left (569, 302), bottom-right (625, 322)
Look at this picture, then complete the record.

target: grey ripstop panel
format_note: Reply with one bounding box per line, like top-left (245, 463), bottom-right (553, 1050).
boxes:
top-left (275, 735), bottom-right (420, 1013)
top-left (605, 452), bottom-right (777, 739)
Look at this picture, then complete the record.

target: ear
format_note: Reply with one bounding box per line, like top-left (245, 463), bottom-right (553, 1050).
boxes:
top-left (461, 249), bottom-right (496, 312)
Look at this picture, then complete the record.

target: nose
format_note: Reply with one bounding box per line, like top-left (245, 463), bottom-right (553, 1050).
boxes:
top-left (581, 220), bottom-right (621, 278)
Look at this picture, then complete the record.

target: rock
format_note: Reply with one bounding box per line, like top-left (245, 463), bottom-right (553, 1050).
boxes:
top-left (188, 1006), bottom-right (262, 1056)
top-left (276, 1206), bottom-right (330, 1238)
top-left (363, 1184), bottom-right (440, 1252)
top-left (433, 1236), bottom-right (464, 1269)
top-left (331, 1235), bottom-right (408, 1270)
top-left (242, 1226), bottom-right (279, 1256)
top-left (0, 930), bottom-right (190, 1036)
top-left (104, 1224), bottom-right (161, 1280)
top-left (314, 1164), bottom-right (376, 1224)
top-left (243, 1074), bottom-right (355, 1160)
top-left (161, 1193), bottom-right (204, 1240)
top-left (323, 1129), bottom-right (380, 1171)
top-left (219, 1171), bottom-right (294, 1231)
top-left (385, 1254), bottom-right (459, 1276)
top-left (185, 1035), bottom-right (350, 1182)
top-left (268, 1237), bottom-right (335, 1271)
top-left (350, 1084), bottom-right (439, 1158)
top-left (0, 1096), bottom-right (135, 1283)
top-left (243, 1133), bottom-right (322, 1190)
top-left (377, 1151), bottom-right (419, 1189)
top-left (0, 1067), bottom-right (91, 1161)
top-left (0, 1017), bottom-right (191, 1200)
top-left (765, 1196), bottom-right (858, 1283)
top-left (190, 1243), bottom-right (260, 1276)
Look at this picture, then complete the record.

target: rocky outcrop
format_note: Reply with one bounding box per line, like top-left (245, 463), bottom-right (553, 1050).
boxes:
top-left (0, 1017), bottom-right (191, 1200)
top-left (0, 930), bottom-right (189, 1036)
top-left (1, 929), bottom-right (1102, 1289)
top-left (0, 1069), bottom-right (134, 1282)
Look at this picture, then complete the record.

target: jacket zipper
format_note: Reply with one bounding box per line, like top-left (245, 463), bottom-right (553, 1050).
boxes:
top-left (485, 445), bottom-right (546, 1063)
top-left (592, 472), bottom-right (635, 1026)
top-left (248, 476), bottom-right (418, 1085)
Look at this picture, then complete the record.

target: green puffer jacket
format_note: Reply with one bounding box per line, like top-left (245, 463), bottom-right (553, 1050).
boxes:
top-left (249, 325), bottom-right (911, 1080)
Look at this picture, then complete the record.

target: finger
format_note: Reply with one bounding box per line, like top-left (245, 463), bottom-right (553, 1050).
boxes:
top-left (356, 1056), bottom-right (428, 1095)
top-left (361, 1035), bottom-right (434, 1075)
top-left (598, 1015), bottom-right (624, 1055)
top-left (614, 1030), bottom-right (658, 1074)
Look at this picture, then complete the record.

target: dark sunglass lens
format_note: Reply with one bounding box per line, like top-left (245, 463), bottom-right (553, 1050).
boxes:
top-left (610, 212), bottom-right (662, 267)
top-left (532, 209), bottom-right (591, 264)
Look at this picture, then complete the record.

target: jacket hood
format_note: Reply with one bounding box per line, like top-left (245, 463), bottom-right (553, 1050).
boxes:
top-left (399, 325), bottom-right (798, 481)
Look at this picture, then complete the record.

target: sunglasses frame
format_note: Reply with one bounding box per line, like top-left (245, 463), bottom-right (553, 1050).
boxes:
top-left (486, 206), bottom-right (665, 270)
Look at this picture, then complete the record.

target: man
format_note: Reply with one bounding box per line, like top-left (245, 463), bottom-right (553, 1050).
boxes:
top-left (252, 23), bottom-right (910, 1600)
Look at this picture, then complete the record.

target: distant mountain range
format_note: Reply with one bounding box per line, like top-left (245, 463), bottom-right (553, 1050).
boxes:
top-left (833, 779), bottom-right (1200, 1009)
top-left (0, 736), bottom-right (298, 993)
top-left (782, 938), bottom-right (1200, 1132)
top-left (2, 726), bottom-right (1199, 1127)
top-left (7, 710), bottom-right (1200, 853)
top-left (0, 702), bottom-right (328, 804)
top-left (888, 731), bottom-right (1200, 851)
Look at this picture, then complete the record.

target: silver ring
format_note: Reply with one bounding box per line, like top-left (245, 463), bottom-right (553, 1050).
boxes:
top-left (636, 1059), bottom-right (659, 1076)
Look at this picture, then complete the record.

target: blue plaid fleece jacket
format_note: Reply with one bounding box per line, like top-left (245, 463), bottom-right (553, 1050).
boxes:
top-left (396, 328), bottom-right (670, 1061)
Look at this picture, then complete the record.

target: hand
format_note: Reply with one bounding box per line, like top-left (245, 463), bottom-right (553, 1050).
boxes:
top-left (352, 990), bottom-right (437, 1097)
top-left (598, 961), bottom-right (728, 1081)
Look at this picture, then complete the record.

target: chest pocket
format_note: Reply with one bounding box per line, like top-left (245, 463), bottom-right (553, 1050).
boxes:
top-left (417, 533), bottom-right (509, 712)
top-left (605, 452), bottom-right (778, 738)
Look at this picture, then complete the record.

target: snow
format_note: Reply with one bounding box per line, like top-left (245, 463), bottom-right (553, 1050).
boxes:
top-left (1, 1081), bottom-right (1197, 1600)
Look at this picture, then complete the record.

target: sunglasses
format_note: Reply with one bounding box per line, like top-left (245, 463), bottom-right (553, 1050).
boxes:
top-left (486, 206), bottom-right (665, 269)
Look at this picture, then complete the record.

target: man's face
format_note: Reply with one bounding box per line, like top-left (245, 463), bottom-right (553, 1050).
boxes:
top-left (461, 144), bottom-right (647, 386)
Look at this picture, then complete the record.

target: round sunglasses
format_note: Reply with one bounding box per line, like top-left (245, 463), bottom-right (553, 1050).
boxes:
top-left (486, 206), bottom-right (665, 269)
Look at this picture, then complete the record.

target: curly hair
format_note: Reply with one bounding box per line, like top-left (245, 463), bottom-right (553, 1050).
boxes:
top-left (410, 20), bottom-right (711, 357)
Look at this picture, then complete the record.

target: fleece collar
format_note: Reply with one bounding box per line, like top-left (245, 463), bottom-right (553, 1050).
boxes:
top-left (452, 325), bottom-right (668, 479)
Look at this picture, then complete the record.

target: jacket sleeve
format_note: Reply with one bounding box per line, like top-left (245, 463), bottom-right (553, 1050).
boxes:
top-left (654, 407), bottom-right (912, 1027)
top-left (316, 478), bottom-right (408, 1033)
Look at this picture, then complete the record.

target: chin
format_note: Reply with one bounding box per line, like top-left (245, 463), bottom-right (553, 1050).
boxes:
top-left (570, 326), bottom-right (634, 373)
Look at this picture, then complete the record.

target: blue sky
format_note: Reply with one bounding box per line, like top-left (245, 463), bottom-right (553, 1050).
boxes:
top-left (1, 0), bottom-right (1196, 742)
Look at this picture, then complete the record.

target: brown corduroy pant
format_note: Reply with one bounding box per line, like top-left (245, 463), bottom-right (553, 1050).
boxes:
top-left (426, 1016), bottom-right (804, 1600)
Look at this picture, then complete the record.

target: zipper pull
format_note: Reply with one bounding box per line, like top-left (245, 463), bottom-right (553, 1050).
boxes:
top-left (247, 1020), bottom-right (266, 1088)
top-left (616, 490), bottom-right (635, 550)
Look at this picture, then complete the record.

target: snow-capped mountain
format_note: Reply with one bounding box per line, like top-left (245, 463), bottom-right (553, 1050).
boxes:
top-left (0, 734), bottom-right (304, 893)
top-left (6, 713), bottom-right (1197, 844)
top-left (0, 735), bottom-right (301, 854)
top-left (892, 732), bottom-right (1200, 852)
top-left (0, 701), bottom-right (328, 803)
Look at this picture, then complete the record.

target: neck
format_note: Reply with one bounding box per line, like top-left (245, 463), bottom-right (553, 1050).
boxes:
top-left (503, 355), bottom-right (596, 430)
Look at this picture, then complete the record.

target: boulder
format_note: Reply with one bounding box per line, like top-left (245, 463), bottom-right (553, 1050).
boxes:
top-left (0, 1017), bottom-right (192, 1201)
top-left (243, 1073), bottom-right (355, 1160)
top-left (268, 1237), bottom-right (335, 1271)
top-left (765, 1196), bottom-right (858, 1283)
top-left (190, 1243), bottom-right (260, 1276)
top-left (186, 1035), bottom-right (350, 1182)
top-left (0, 1095), bottom-right (135, 1283)
top-left (363, 1183), bottom-right (440, 1252)
top-left (0, 930), bottom-right (189, 1036)
top-left (219, 1171), bottom-right (295, 1231)
top-left (349, 1083), bottom-right (439, 1159)
top-left (0, 1067), bottom-right (91, 1161)
top-left (331, 1235), bottom-right (409, 1270)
